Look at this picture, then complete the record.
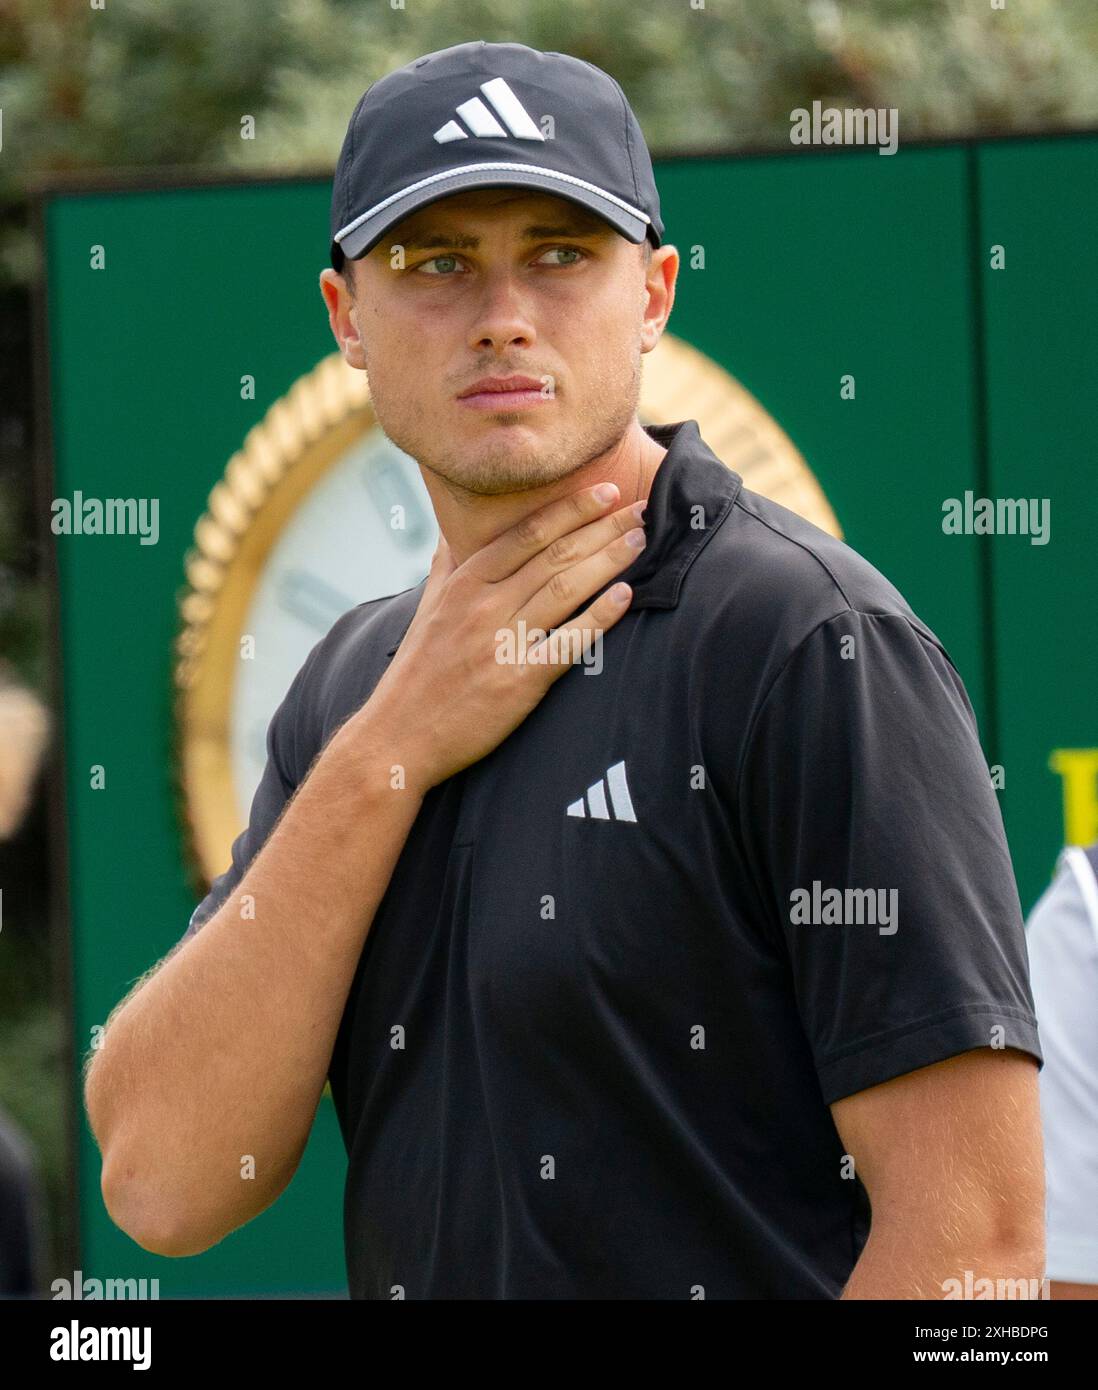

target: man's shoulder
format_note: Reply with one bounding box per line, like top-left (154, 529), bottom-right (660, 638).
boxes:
top-left (700, 480), bottom-right (944, 653)
top-left (721, 483), bottom-right (921, 619)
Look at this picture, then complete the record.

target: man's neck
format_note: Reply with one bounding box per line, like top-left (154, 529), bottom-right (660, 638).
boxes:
top-left (421, 419), bottom-right (668, 568)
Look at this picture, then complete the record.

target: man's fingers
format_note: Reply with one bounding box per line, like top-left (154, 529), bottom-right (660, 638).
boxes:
top-left (461, 481), bottom-right (622, 585)
top-left (517, 522), bottom-right (644, 635)
top-left (522, 581), bottom-right (634, 681)
top-left (502, 498), bottom-right (646, 614)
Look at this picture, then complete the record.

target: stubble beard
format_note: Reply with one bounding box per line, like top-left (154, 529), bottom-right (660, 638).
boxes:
top-left (363, 330), bottom-right (645, 500)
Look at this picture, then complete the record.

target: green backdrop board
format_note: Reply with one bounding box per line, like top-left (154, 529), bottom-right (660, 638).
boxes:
top-left (39, 133), bottom-right (1098, 1295)
top-left (977, 139), bottom-right (1098, 897)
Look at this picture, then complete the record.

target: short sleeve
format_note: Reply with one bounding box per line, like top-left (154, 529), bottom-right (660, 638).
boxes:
top-left (1026, 849), bottom-right (1098, 1283)
top-left (180, 641), bottom-right (322, 945)
top-left (738, 610), bottom-right (1043, 1106)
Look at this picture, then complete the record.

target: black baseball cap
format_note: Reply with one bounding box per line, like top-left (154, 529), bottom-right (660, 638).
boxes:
top-left (330, 40), bottom-right (664, 271)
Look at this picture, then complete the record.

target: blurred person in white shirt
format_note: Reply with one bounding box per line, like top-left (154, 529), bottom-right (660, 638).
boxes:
top-left (1026, 842), bottom-right (1098, 1298)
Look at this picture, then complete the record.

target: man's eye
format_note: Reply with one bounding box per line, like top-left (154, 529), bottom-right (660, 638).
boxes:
top-left (538, 246), bottom-right (585, 267)
top-left (418, 254), bottom-right (464, 276)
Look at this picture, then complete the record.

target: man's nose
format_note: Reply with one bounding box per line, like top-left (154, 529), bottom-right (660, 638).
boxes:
top-left (467, 272), bottom-right (537, 351)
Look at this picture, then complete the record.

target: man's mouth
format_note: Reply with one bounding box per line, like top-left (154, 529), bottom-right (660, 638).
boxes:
top-left (457, 374), bottom-right (554, 412)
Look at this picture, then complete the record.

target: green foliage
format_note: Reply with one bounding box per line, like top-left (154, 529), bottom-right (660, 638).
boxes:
top-left (0, 473), bottom-right (46, 691)
top-left (0, 985), bottom-right (66, 1283)
top-left (1, 0), bottom-right (1096, 286)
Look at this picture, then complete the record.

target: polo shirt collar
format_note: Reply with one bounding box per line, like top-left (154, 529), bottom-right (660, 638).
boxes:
top-left (387, 419), bottom-right (740, 655)
top-left (620, 419), bottom-right (742, 610)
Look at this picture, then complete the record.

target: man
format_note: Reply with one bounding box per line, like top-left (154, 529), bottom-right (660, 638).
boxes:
top-left (1026, 844), bottom-right (1098, 1298)
top-left (87, 41), bottom-right (1044, 1299)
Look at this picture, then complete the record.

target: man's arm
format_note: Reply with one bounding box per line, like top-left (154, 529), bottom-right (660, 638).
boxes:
top-left (86, 482), bottom-right (645, 1257)
top-left (88, 713), bottom-right (425, 1256)
top-left (733, 608), bottom-right (1045, 1295)
top-left (831, 1048), bottom-right (1045, 1299)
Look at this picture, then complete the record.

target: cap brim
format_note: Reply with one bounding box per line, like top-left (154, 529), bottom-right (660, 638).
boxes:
top-left (332, 166), bottom-right (651, 265)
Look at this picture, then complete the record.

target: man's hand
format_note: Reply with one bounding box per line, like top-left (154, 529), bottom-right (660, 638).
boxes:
top-left (359, 481), bottom-right (646, 792)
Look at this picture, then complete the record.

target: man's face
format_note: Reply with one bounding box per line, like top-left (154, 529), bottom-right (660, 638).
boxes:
top-left (329, 188), bottom-right (674, 497)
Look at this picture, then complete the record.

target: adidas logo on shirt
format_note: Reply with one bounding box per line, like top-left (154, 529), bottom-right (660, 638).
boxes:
top-left (434, 77), bottom-right (546, 144)
top-left (566, 760), bottom-right (637, 822)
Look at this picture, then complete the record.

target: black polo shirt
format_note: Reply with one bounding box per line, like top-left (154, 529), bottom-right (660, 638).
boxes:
top-left (183, 418), bottom-right (1042, 1299)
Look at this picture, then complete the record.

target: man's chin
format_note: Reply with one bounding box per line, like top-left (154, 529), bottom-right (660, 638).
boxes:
top-left (447, 460), bottom-right (570, 497)
top-left (435, 440), bottom-right (584, 496)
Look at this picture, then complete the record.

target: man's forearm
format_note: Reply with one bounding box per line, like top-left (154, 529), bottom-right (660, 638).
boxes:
top-left (87, 712), bottom-right (424, 1256)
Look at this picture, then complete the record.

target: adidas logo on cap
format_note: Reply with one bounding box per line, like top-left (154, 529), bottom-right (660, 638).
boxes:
top-left (434, 77), bottom-right (546, 144)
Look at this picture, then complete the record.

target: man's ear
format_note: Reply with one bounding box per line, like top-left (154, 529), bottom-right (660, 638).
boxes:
top-left (319, 266), bottom-right (367, 370)
top-left (641, 244), bottom-right (678, 354)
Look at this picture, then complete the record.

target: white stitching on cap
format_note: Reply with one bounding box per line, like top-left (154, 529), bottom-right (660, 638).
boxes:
top-left (334, 161), bottom-right (650, 243)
